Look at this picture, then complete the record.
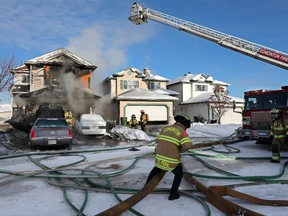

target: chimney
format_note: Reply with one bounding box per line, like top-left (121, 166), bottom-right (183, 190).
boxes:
top-left (144, 67), bottom-right (151, 77)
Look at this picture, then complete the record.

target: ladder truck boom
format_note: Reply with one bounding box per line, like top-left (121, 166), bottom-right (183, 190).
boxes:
top-left (129, 3), bottom-right (288, 70)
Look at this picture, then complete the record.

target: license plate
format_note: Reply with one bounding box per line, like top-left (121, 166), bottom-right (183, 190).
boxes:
top-left (48, 139), bottom-right (57, 145)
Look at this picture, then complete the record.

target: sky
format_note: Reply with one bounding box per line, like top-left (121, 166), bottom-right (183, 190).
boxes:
top-left (0, 0), bottom-right (288, 98)
top-left (1, 123), bottom-right (288, 215)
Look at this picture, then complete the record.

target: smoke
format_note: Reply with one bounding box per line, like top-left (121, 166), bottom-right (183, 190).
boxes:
top-left (62, 73), bottom-right (87, 114)
top-left (65, 20), bottom-right (155, 93)
top-left (12, 95), bottom-right (26, 107)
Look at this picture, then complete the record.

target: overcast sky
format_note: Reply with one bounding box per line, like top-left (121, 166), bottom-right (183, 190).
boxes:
top-left (0, 0), bottom-right (287, 98)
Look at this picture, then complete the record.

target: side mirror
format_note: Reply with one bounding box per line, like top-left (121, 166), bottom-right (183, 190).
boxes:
top-left (232, 100), bottom-right (242, 114)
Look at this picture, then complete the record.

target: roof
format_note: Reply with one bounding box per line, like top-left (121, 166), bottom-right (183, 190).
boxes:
top-left (181, 92), bottom-right (243, 104)
top-left (153, 88), bottom-right (179, 96)
top-left (116, 88), bottom-right (179, 101)
top-left (19, 85), bottom-right (100, 99)
top-left (167, 72), bottom-right (230, 86)
top-left (107, 67), bottom-right (169, 81)
top-left (24, 48), bottom-right (97, 69)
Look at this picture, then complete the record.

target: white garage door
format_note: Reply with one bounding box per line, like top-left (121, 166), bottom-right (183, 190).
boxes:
top-left (125, 105), bottom-right (168, 121)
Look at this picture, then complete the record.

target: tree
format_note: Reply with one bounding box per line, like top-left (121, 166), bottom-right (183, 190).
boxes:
top-left (0, 53), bottom-right (16, 92)
top-left (209, 84), bottom-right (231, 124)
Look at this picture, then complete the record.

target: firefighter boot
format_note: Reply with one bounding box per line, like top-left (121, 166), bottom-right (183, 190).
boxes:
top-left (168, 193), bottom-right (180, 200)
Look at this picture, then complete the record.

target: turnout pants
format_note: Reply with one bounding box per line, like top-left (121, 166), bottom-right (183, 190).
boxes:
top-left (146, 163), bottom-right (183, 196)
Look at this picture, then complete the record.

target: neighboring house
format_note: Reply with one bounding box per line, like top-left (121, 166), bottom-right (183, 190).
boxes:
top-left (167, 72), bottom-right (243, 124)
top-left (10, 48), bottom-right (99, 119)
top-left (98, 67), bottom-right (178, 124)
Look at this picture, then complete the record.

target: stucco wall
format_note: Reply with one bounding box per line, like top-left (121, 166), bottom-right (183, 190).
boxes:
top-left (178, 103), bottom-right (243, 124)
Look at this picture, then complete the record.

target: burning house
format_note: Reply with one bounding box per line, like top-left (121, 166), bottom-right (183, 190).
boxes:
top-left (9, 48), bottom-right (99, 130)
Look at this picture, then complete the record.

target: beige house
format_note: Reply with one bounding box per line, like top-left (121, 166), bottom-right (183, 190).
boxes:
top-left (98, 67), bottom-right (178, 124)
top-left (167, 72), bottom-right (244, 124)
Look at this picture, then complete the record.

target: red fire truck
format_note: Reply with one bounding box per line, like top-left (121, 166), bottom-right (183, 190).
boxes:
top-left (235, 86), bottom-right (288, 142)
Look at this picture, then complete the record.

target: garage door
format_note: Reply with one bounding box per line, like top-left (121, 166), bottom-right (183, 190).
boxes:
top-left (125, 105), bottom-right (168, 121)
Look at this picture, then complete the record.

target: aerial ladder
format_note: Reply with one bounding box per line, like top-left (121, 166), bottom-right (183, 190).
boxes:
top-left (128, 2), bottom-right (288, 70)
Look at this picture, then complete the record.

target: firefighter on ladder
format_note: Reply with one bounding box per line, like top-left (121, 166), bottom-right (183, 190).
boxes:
top-left (270, 108), bottom-right (288, 163)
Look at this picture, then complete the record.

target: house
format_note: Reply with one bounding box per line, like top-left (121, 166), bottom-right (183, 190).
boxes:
top-left (9, 48), bottom-right (99, 120)
top-left (98, 67), bottom-right (178, 124)
top-left (167, 72), bottom-right (243, 124)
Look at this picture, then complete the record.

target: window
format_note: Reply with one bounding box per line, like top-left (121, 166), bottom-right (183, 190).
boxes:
top-left (148, 82), bottom-right (160, 90)
top-left (196, 84), bottom-right (208, 92)
top-left (14, 74), bottom-right (29, 85)
top-left (120, 80), bottom-right (139, 89)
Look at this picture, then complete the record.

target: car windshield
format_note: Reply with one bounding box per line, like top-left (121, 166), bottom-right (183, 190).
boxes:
top-left (36, 119), bottom-right (67, 128)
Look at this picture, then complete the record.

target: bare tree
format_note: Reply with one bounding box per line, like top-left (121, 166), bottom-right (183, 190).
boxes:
top-left (209, 84), bottom-right (231, 124)
top-left (0, 53), bottom-right (16, 92)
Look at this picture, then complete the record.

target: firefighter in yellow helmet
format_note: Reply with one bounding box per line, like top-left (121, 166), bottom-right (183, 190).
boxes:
top-left (145, 114), bottom-right (193, 200)
top-left (129, 114), bottom-right (139, 129)
top-left (270, 108), bottom-right (288, 163)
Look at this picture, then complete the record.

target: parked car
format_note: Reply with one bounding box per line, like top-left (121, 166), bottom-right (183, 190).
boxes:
top-left (29, 118), bottom-right (73, 148)
top-left (75, 114), bottom-right (107, 136)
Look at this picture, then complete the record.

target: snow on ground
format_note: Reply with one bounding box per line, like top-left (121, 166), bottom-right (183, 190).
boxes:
top-left (1, 123), bottom-right (288, 216)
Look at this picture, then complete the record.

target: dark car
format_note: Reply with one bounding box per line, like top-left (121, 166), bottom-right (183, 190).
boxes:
top-left (29, 118), bottom-right (72, 148)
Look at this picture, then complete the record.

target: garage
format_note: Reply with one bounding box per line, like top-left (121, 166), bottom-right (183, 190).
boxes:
top-left (125, 105), bottom-right (168, 123)
top-left (116, 88), bottom-right (179, 125)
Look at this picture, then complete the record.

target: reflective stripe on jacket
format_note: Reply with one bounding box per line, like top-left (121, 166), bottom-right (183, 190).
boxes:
top-left (270, 119), bottom-right (287, 138)
top-left (155, 123), bottom-right (193, 171)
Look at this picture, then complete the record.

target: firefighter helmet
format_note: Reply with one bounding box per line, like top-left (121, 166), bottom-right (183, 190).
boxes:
top-left (140, 110), bottom-right (145, 113)
top-left (131, 114), bottom-right (136, 118)
top-left (174, 114), bottom-right (191, 128)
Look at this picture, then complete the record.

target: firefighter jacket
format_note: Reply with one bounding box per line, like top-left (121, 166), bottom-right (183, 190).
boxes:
top-left (155, 123), bottom-right (193, 171)
top-left (129, 117), bottom-right (139, 129)
top-left (65, 111), bottom-right (73, 119)
top-left (270, 118), bottom-right (288, 145)
top-left (140, 113), bottom-right (149, 125)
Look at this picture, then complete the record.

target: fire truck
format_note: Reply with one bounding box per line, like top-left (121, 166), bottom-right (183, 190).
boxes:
top-left (129, 3), bottom-right (288, 142)
top-left (234, 86), bottom-right (288, 141)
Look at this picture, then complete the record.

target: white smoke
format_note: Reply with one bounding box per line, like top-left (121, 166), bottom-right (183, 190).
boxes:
top-left (65, 20), bottom-right (155, 93)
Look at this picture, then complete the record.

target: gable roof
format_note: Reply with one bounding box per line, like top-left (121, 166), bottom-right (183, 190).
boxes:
top-left (168, 72), bottom-right (230, 86)
top-left (24, 48), bottom-right (97, 69)
top-left (181, 92), bottom-right (243, 104)
top-left (116, 88), bottom-right (178, 101)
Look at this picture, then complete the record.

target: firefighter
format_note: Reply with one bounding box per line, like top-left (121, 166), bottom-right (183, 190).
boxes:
top-left (270, 108), bottom-right (288, 163)
top-left (65, 108), bottom-right (74, 127)
top-left (140, 110), bottom-right (149, 132)
top-left (129, 114), bottom-right (139, 129)
top-left (145, 114), bottom-right (193, 200)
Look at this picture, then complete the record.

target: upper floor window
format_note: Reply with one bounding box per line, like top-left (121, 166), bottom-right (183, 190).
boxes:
top-left (14, 74), bottom-right (29, 85)
top-left (196, 84), bottom-right (208, 92)
top-left (148, 81), bottom-right (160, 90)
top-left (120, 80), bottom-right (139, 89)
